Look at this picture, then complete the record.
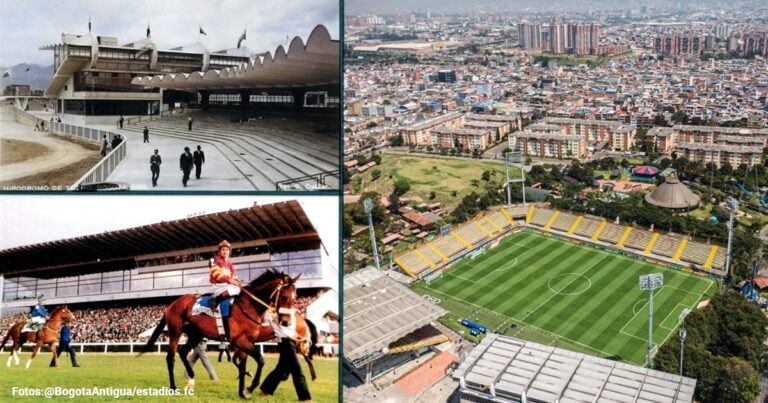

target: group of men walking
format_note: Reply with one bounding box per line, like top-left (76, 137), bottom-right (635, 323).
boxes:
top-left (149, 145), bottom-right (205, 188)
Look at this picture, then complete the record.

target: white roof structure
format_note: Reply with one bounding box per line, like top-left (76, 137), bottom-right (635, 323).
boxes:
top-left (455, 334), bottom-right (697, 403)
top-left (344, 267), bottom-right (447, 365)
top-left (131, 25), bottom-right (338, 91)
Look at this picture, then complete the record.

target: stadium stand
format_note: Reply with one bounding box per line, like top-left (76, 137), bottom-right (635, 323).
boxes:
top-left (597, 223), bottom-right (626, 244)
top-left (529, 208), bottom-right (554, 227)
top-left (396, 252), bottom-right (431, 277)
top-left (623, 228), bottom-right (654, 252)
top-left (573, 216), bottom-right (604, 238)
top-left (416, 245), bottom-right (442, 267)
top-left (651, 234), bottom-right (684, 258)
top-left (487, 211), bottom-right (513, 231)
top-left (455, 222), bottom-right (489, 246)
top-left (344, 268), bottom-right (448, 383)
top-left (432, 236), bottom-right (466, 261)
top-left (123, 112), bottom-right (338, 190)
top-left (472, 220), bottom-right (495, 238)
top-left (505, 205), bottom-right (528, 220)
top-left (456, 334), bottom-right (697, 403)
top-left (549, 211), bottom-right (578, 232)
top-left (711, 247), bottom-right (727, 271)
top-left (680, 241), bottom-right (711, 266)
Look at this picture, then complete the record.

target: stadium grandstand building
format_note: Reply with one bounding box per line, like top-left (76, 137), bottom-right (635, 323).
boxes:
top-left (456, 334), bottom-right (696, 402)
top-left (0, 200), bottom-right (338, 337)
top-left (344, 267), bottom-right (450, 384)
top-left (40, 25), bottom-right (339, 126)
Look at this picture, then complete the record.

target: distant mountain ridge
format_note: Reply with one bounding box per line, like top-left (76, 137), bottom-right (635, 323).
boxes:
top-left (0, 64), bottom-right (53, 92)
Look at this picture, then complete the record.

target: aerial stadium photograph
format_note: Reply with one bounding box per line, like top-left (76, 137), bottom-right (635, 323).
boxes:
top-left (0, 195), bottom-right (339, 401)
top-left (342, 0), bottom-right (768, 402)
top-left (0, 0), bottom-right (340, 191)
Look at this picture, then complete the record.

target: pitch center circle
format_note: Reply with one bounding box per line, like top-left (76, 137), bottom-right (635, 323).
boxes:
top-left (547, 273), bottom-right (592, 296)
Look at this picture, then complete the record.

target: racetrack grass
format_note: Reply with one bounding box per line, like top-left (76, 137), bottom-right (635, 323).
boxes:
top-left (0, 353), bottom-right (338, 402)
top-left (354, 154), bottom-right (517, 210)
top-left (412, 232), bottom-right (716, 365)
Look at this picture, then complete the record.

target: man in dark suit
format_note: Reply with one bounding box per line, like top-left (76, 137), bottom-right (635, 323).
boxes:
top-left (150, 149), bottom-right (162, 187)
top-left (179, 147), bottom-right (194, 187)
top-left (193, 145), bottom-right (205, 179)
top-left (260, 337), bottom-right (311, 402)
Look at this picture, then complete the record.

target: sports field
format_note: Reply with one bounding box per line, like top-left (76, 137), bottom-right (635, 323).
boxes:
top-left (412, 232), bottom-right (716, 365)
top-left (0, 353), bottom-right (338, 402)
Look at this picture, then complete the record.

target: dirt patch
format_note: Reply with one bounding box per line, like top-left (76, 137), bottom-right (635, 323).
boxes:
top-left (0, 139), bottom-right (53, 164)
top-left (0, 155), bottom-right (102, 189)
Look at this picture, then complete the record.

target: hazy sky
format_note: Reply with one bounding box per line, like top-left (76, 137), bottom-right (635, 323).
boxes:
top-left (0, 195), bottom-right (339, 267)
top-left (0, 0), bottom-right (339, 67)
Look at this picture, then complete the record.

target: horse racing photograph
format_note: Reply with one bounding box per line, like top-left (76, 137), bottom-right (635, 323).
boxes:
top-left (0, 195), bottom-right (340, 401)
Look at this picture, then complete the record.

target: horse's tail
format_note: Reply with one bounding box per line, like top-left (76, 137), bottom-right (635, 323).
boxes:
top-left (0, 327), bottom-right (11, 350)
top-left (138, 316), bottom-right (166, 355)
top-left (306, 318), bottom-right (318, 360)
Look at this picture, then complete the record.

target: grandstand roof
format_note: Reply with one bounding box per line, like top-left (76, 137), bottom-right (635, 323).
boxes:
top-left (0, 200), bottom-right (318, 274)
top-left (344, 267), bottom-right (447, 365)
top-left (456, 334), bottom-right (697, 403)
top-left (131, 25), bottom-right (338, 91)
top-left (644, 172), bottom-right (701, 210)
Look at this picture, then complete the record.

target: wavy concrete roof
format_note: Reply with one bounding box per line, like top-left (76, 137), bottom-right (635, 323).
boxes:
top-left (131, 25), bottom-right (338, 91)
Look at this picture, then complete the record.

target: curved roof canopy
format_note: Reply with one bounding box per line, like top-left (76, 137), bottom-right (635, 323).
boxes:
top-left (0, 200), bottom-right (318, 274)
top-left (644, 172), bottom-right (701, 210)
top-left (131, 25), bottom-right (338, 91)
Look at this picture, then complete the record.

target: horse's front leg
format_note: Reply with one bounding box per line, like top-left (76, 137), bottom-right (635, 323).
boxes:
top-left (26, 341), bottom-right (43, 369)
top-left (50, 342), bottom-right (59, 368)
top-left (235, 350), bottom-right (250, 399)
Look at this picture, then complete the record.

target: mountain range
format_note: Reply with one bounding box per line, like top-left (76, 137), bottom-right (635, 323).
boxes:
top-left (0, 64), bottom-right (53, 92)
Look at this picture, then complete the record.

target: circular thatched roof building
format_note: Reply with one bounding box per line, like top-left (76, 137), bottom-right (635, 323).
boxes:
top-left (644, 172), bottom-right (700, 211)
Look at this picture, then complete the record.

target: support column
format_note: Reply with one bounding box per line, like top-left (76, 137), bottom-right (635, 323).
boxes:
top-left (239, 90), bottom-right (251, 119)
top-left (200, 91), bottom-right (210, 111)
top-left (292, 89), bottom-right (304, 115)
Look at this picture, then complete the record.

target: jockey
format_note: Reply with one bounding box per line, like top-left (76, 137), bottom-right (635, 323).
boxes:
top-left (209, 240), bottom-right (240, 340)
top-left (29, 294), bottom-right (49, 331)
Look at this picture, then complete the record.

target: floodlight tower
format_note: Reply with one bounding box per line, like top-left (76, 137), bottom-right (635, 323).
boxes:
top-left (678, 308), bottom-right (690, 376)
top-left (363, 198), bottom-right (381, 271)
top-left (725, 196), bottom-right (739, 282)
top-left (504, 151), bottom-right (526, 207)
top-left (640, 273), bottom-right (663, 367)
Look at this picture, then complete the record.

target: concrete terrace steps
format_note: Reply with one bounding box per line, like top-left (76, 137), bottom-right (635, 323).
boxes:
top-left (127, 121), bottom-right (337, 169)
top-left (574, 217), bottom-right (604, 238)
top-left (623, 229), bottom-right (654, 252)
top-left (550, 212), bottom-right (578, 232)
top-left (529, 208), bottom-right (555, 227)
top-left (124, 118), bottom-right (338, 189)
top-left (651, 235), bottom-right (684, 258)
top-left (711, 247), bottom-right (727, 270)
top-left (598, 223), bottom-right (626, 244)
top-left (680, 242), bottom-right (711, 266)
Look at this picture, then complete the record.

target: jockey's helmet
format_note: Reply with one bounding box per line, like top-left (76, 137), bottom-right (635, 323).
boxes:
top-left (38, 294), bottom-right (45, 302)
top-left (218, 240), bottom-right (231, 250)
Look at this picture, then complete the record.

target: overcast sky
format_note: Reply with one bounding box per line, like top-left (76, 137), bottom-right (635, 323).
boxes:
top-left (0, 0), bottom-right (339, 67)
top-left (0, 195), bottom-right (339, 268)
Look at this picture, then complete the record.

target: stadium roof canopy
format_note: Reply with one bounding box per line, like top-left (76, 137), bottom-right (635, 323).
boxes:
top-left (455, 334), bottom-right (696, 403)
top-left (0, 200), bottom-right (318, 274)
top-left (131, 25), bottom-right (338, 91)
top-left (343, 267), bottom-right (447, 365)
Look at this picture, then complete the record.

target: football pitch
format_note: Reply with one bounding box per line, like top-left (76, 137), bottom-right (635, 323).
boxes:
top-left (412, 232), bottom-right (716, 365)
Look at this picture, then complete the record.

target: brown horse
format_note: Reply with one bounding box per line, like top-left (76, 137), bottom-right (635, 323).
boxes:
top-left (141, 269), bottom-right (317, 398)
top-left (0, 305), bottom-right (75, 368)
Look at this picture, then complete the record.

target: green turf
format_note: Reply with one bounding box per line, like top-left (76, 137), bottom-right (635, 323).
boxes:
top-left (0, 352), bottom-right (338, 402)
top-left (353, 154), bottom-right (518, 210)
top-left (412, 232), bottom-right (716, 365)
